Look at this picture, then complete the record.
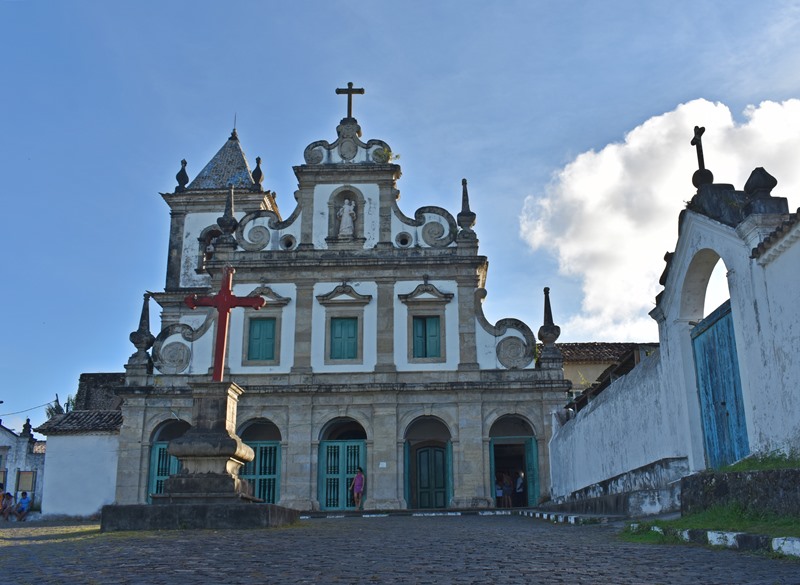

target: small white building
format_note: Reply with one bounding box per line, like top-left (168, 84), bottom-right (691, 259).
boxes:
top-left (36, 374), bottom-right (123, 517)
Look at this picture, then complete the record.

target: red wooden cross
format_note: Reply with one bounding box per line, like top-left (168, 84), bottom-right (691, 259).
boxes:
top-left (185, 266), bottom-right (266, 382)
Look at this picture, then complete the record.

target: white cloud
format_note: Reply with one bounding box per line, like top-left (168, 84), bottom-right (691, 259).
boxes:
top-left (520, 98), bottom-right (800, 341)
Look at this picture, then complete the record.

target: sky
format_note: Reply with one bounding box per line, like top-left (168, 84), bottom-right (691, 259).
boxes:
top-left (3, 1), bottom-right (800, 434)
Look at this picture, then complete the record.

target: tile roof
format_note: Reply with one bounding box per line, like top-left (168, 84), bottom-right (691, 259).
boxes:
top-left (34, 411), bottom-right (123, 435)
top-left (556, 342), bottom-right (652, 363)
top-left (186, 130), bottom-right (256, 191)
top-left (751, 207), bottom-right (800, 260)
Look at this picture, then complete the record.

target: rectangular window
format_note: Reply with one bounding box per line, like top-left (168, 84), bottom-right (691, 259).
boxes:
top-left (16, 470), bottom-right (35, 492)
top-left (248, 317), bottom-right (276, 361)
top-left (330, 317), bottom-right (358, 359)
top-left (413, 316), bottom-right (441, 358)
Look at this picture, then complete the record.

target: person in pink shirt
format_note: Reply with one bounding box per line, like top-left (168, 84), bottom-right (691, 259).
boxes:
top-left (349, 467), bottom-right (365, 510)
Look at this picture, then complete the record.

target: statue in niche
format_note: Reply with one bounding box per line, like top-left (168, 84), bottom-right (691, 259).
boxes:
top-left (337, 199), bottom-right (356, 238)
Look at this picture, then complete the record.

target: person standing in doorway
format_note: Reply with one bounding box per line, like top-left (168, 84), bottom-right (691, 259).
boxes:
top-left (350, 467), bottom-right (365, 510)
top-left (514, 471), bottom-right (525, 507)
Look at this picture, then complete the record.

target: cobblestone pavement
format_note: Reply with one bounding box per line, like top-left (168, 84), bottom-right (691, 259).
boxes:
top-left (1, 515), bottom-right (798, 585)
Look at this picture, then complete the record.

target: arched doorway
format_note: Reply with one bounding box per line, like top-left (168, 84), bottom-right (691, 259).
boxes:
top-left (404, 417), bottom-right (452, 509)
top-left (239, 419), bottom-right (282, 504)
top-left (318, 418), bottom-right (367, 510)
top-left (683, 250), bottom-right (748, 468)
top-left (147, 419), bottom-right (190, 502)
top-left (489, 415), bottom-right (538, 507)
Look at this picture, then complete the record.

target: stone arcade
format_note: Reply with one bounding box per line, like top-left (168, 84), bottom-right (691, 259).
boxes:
top-left (108, 85), bottom-right (570, 518)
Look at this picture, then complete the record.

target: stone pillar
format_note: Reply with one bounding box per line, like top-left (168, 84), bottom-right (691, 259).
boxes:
top-left (292, 279), bottom-right (314, 374)
top-left (451, 398), bottom-right (490, 507)
top-left (114, 393), bottom-right (149, 504)
top-left (280, 395), bottom-right (316, 510)
top-left (365, 403), bottom-right (402, 509)
top-left (456, 278), bottom-right (480, 371)
top-left (375, 278), bottom-right (397, 374)
top-left (165, 210), bottom-right (187, 291)
top-left (159, 381), bottom-right (255, 503)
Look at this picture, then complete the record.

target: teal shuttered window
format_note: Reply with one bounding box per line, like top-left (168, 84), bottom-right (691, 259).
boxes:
top-left (248, 317), bottom-right (276, 361)
top-left (412, 315), bottom-right (441, 358)
top-left (330, 317), bottom-right (358, 360)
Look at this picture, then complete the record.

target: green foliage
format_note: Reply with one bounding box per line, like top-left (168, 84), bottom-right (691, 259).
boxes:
top-left (625, 503), bottom-right (800, 540)
top-left (45, 394), bottom-right (75, 419)
top-left (721, 450), bottom-right (800, 472)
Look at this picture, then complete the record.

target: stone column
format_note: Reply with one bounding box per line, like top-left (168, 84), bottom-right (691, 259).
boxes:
top-left (456, 277), bottom-right (480, 371)
top-left (165, 210), bottom-right (187, 291)
top-left (291, 279), bottom-right (315, 374)
top-left (375, 278), bottom-right (397, 375)
top-left (451, 398), bottom-right (490, 507)
top-left (280, 395), bottom-right (316, 510)
top-left (160, 381), bottom-right (255, 503)
top-left (114, 393), bottom-right (150, 504)
top-left (365, 403), bottom-right (402, 509)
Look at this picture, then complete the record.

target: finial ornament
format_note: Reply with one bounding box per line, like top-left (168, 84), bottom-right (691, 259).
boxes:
top-left (128, 292), bottom-right (156, 372)
top-left (691, 126), bottom-right (714, 188)
top-left (537, 287), bottom-right (561, 346)
top-left (230, 128), bottom-right (239, 141)
top-left (335, 82), bottom-right (365, 119)
top-left (457, 177), bottom-right (477, 235)
top-left (217, 186), bottom-right (239, 240)
top-left (176, 159), bottom-right (189, 192)
top-left (252, 156), bottom-right (264, 191)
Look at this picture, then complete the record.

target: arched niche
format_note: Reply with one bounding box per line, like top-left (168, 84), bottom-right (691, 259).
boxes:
top-left (320, 417), bottom-right (367, 441)
top-left (151, 419), bottom-right (190, 443)
top-left (404, 416), bottom-right (452, 443)
top-left (489, 415), bottom-right (534, 438)
top-left (239, 419), bottom-right (282, 442)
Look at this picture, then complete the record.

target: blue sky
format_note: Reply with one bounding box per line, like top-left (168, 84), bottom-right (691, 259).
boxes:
top-left (3, 1), bottom-right (800, 432)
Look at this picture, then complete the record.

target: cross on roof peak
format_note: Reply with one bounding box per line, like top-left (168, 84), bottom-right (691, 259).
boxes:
top-left (335, 82), bottom-right (365, 119)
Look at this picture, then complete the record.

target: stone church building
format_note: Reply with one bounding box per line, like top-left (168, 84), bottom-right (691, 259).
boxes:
top-left (107, 87), bottom-right (570, 512)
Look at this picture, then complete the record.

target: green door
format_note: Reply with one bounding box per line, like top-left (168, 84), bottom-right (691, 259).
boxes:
top-left (524, 437), bottom-right (539, 505)
top-left (147, 441), bottom-right (180, 502)
top-left (240, 441), bottom-right (281, 503)
top-left (416, 446), bottom-right (447, 508)
top-left (319, 440), bottom-right (365, 510)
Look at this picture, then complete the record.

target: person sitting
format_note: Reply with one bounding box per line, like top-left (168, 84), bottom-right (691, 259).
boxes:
top-left (1, 492), bottom-right (14, 520)
top-left (14, 491), bottom-right (32, 521)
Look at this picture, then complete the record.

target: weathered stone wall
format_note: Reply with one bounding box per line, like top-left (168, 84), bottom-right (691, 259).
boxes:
top-left (681, 469), bottom-right (800, 517)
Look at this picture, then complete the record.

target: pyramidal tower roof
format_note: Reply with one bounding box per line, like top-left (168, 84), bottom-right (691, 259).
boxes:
top-left (187, 129), bottom-right (256, 190)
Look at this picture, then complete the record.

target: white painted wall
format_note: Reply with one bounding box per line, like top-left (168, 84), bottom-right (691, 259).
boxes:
top-left (549, 351), bottom-right (691, 498)
top-left (41, 433), bottom-right (119, 517)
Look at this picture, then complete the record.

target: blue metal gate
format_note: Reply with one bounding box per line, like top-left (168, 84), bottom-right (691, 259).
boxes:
top-left (691, 300), bottom-right (749, 468)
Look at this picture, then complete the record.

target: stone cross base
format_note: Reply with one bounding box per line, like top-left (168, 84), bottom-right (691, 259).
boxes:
top-left (164, 380), bottom-right (255, 502)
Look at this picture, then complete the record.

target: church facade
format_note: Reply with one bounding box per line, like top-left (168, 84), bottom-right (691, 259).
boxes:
top-left (116, 87), bottom-right (569, 511)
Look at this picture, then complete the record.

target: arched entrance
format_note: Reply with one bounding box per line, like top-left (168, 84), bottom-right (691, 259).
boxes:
top-left (404, 417), bottom-right (452, 509)
top-left (489, 415), bottom-right (538, 507)
top-left (318, 418), bottom-right (367, 510)
top-left (147, 419), bottom-right (190, 502)
top-left (683, 250), bottom-right (748, 468)
top-left (239, 419), bottom-right (282, 504)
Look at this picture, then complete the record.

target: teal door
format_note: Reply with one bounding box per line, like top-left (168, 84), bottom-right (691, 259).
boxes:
top-left (692, 300), bottom-right (749, 468)
top-left (416, 446), bottom-right (447, 508)
top-left (240, 441), bottom-right (281, 503)
top-left (147, 442), bottom-right (180, 502)
top-left (319, 440), bottom-right (365, 510)
top-left (524, 437), bottom-right (539, 505)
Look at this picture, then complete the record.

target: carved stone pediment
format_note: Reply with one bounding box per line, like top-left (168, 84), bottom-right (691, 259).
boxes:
top-left (398, 283), bottom-right (454, 307)
top-left (247, 286), bottom-right (291, 307)
top-left (316, 284), bottom-right (372, 307)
